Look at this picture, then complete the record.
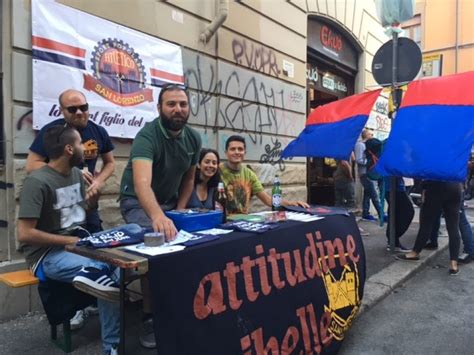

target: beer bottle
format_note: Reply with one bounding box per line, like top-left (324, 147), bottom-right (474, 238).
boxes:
top-left (272, 175), bottom-right (282, 211)
top-left (217, 182), bottom-right (227, 222)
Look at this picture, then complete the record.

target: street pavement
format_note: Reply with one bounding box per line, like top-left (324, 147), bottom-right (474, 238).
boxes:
top-left (340, 247), bottom-right (474, 354)
top-left (0, 203), bottom-right (472, 354)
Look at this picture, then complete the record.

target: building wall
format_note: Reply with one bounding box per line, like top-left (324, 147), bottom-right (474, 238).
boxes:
top-left (417, 0), bottom-right (474, 75)
top-left (0, 0), bottom-right (387, 320)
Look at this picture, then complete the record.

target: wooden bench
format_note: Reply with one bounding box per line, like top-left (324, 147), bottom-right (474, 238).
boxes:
top-left (0, 269), bottom-right (39, 287)
top-left (0, 269), bottom-right (72, 353)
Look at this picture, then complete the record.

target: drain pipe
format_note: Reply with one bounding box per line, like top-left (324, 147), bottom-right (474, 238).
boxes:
top-left (200, 0), bottom-right (229, 43)
top-left (455, 0), bottom-right (459, 73)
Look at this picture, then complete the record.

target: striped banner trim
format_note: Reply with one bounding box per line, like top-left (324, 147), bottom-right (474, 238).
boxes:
top-left (32, 35), bottom-right (86, 58)
top-left (33, 49), bottom-right (86, 70)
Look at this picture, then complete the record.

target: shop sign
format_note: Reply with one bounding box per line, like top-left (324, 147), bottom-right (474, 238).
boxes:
top-left (322, 75), bottom-right (335, 91)
top-left (335, 81), bottom-right (347, 93)
top-left (308, 64), bottom-right (348, 94)
top-left (306, 67), bottom-right (319, 83)
top-left (321, 74), bottom-right (347, 93)
top-left (307, 20), bottom-right (358, 71)
top-left (320, 25), bottom-right (343, 56)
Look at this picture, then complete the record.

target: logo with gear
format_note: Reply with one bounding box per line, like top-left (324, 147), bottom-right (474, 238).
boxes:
top-left (83, 38), bottom-right (154, 106)
top-left (322, 261), bottom-right (361, 341)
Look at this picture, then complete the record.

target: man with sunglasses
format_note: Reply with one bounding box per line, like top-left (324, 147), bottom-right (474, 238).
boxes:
top-left (119, 83), bottom-right (201, 348)
top-left (26, 89), bottom-right (115, 233)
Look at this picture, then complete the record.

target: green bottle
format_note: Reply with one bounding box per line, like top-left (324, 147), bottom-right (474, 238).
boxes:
top-left (272, 175), bottom-right (282, 211)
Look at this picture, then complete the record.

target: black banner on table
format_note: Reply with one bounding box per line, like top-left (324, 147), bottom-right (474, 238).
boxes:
top-left (148, 215), bottom-right (366, 354)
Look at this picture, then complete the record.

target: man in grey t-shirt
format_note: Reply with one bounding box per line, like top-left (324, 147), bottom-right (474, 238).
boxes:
top-left (17, 125), bottom-right (119, 355)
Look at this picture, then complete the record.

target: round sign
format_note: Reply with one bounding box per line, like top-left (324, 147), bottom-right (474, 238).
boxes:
top-left (371, 37), bottom-right (422, 86)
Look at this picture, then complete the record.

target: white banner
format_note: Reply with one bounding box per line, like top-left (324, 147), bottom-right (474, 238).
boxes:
top-left (32, 0), bottom-right (184, 138)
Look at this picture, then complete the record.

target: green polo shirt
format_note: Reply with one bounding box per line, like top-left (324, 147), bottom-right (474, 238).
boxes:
top-left (120, 118), bottom-right (201, 207)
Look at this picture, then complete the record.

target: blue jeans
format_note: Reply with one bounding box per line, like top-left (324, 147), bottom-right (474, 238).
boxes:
top-left (360, 174), bottom-right (382, 218)
top-left (42, 248), bottom-right (120, 352)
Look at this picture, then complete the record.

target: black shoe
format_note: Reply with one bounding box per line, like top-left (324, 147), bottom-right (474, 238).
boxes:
top-left (386, 244), bottom-right (411, 253)
top-left (424, 241), bottom-right (438, 250)
top-left (396, 254), bottom-right (420, 261)
top-left (139, 318), bottom-right (157, 349)
top-left (458, 253), bottom-right (473, 264)
top-left (449, 268), bottom-right (460, 276)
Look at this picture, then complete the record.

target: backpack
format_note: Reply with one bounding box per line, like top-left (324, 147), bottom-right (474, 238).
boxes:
top-left (365, 138), bottom-right (385, 181)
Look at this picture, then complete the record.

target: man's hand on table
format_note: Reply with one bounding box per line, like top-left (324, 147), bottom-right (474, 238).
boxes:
top-left (152, 215), bottom-right (178, 241)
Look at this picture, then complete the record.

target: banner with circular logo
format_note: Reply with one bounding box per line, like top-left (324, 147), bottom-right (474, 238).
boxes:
top-left (32, 0), bottom-right (184, 139)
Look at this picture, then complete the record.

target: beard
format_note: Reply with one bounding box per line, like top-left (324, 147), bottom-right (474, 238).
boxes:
top-left (70, 148), bottom-right (84, 168)
top-left (160, 110), bottom-right (189, 132)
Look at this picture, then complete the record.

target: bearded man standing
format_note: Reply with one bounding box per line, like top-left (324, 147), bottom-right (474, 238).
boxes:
top-left (119, 83), bottom-right (201, 240)
top-left (119, 83), bottom-right (201, 349)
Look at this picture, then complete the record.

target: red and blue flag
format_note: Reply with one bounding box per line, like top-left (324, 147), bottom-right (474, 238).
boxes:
top-left (281, 90), bottom-right (381, 160)
top-left (375, 71), bottom-right (474, 182)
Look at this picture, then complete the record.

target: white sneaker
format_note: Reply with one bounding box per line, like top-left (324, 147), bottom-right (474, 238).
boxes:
top-left (70, 310), bottom-right (86, 330)
top-left (104, 344), bottom-right (118, 355)
top-left (72, 267), bottom-right (119, 302)
top-left (110, 345), bottom-right (118, 355)
top-left (85, 305), bottom-right (99, 316)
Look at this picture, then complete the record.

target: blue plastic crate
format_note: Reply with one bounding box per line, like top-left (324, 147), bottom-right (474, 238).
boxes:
top-left (165, 209), bottom-right (223, 232)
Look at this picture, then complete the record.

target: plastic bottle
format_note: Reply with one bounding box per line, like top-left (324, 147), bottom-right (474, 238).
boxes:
top-left (272, 175), bottom-right (282, 211)
top-left (217, 182), bottom-right (227, 222)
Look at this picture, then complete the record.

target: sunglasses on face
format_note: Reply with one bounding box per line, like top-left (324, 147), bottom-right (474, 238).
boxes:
top-left (65, 103), bottom-right (89, 114)
top-left (159, 83), bottom-right (188, 98)
top-left (161, 83), bottom-right (187, 91)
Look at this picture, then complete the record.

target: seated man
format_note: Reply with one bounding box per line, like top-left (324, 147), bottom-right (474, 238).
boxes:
top-left (26, 89), bottom-right (115, 233)
top-left (17, 125), bottom-right (119, 355)
top-left (220, 135), bottom-right (309, 214)
top-left (25, 88), bottom-right (115, 329)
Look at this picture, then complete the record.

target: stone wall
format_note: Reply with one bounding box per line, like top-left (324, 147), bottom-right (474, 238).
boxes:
top-left (0, 0), bottom-right (387, 320)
